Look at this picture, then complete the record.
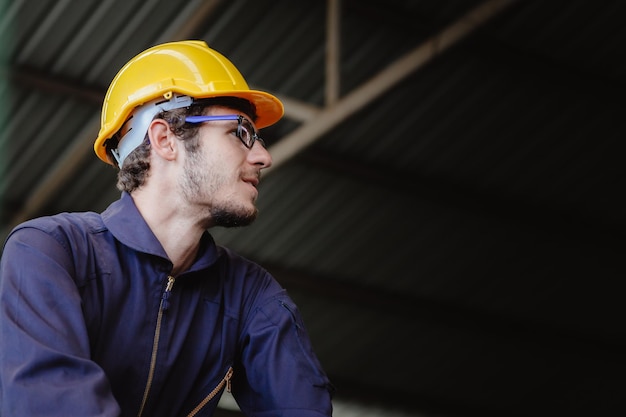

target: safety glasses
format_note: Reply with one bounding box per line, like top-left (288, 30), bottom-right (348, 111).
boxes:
top-left (184, 115), bottom-right (266, 149)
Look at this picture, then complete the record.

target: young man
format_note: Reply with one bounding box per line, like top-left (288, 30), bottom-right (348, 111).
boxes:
top-left (0, 40), bottom-right (334, 416)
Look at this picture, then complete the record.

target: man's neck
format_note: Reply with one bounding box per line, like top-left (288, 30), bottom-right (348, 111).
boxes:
top-left (131, 190), bottom-right (205, 276)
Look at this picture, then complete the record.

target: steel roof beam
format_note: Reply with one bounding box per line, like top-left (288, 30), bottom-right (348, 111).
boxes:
top-left (266, 0), bottom-right (518, 174)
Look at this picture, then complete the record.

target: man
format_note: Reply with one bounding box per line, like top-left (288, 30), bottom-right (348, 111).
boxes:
top-left (0, 40), bottom-right (334, 416)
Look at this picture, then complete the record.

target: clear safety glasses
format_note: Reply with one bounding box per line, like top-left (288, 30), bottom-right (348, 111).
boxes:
top-left (184, 115), bottom-right (266, 149)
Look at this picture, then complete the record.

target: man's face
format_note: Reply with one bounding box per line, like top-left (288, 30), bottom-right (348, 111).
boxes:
top-left (178, 106), bottom-right (273, 228)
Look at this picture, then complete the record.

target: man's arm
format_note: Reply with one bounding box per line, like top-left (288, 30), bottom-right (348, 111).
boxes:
top-left (232, 289), bottom-right (334, 417)
top-left (0, 226), bottom-right (121, 416)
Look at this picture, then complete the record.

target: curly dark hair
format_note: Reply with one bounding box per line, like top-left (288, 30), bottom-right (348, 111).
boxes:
top-left (115, 97), bottom-right (257, 193)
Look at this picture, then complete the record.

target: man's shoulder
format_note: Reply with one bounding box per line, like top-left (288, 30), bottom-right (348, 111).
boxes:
top-left (17, 211), bottom-right (105, 234)
top-left (8, 212), bottom-right (108, 250)
top-left (3, 212), bottom-right (111, 274)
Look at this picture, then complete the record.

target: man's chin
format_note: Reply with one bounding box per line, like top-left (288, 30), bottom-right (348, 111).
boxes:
top-left (212, 208), bottom-right (258, 228)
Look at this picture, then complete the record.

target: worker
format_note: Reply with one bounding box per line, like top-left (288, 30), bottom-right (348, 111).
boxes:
top-left (0, 40), bottom-right (334, 416)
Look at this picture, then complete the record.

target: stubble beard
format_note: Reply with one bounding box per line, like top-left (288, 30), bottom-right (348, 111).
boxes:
top-left (181, 149), bottom-right (258, 228)
top-left (211, 206), bottom-right (257, 228)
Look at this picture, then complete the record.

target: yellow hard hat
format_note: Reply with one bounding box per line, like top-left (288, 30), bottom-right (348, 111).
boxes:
top-left (94, 40), bottom-right (284, 165)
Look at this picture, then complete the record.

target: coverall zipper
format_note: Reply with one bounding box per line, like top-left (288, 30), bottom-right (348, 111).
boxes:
top-left (185, 367), bottom-right (234, 417)
top-left (136, 276), bottom-right (234, 417)
top-left (137, 275), bottom-right (176, 417)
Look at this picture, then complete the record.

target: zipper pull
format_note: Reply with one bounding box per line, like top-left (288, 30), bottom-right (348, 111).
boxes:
top-left (225, 367), bottom-right (234, 393)
top-left (161, 276), bottom-right (175, 311)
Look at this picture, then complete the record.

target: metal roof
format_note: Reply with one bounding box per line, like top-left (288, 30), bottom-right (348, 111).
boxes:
top-left (1, 0), bottom-right (625, 415)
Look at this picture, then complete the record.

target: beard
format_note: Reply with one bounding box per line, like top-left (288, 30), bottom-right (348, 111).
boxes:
top-left (180, 145), bottom-right (259, 228)
top-left (210, 205), bottom-right (257, 228)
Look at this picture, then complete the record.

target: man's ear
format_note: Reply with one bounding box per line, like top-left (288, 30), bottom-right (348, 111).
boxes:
top-left (148, 119), bottom-right (178, 162)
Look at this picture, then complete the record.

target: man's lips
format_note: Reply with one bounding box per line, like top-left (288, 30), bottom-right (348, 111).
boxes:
top-left (242, 176), bottom-right (259, 188)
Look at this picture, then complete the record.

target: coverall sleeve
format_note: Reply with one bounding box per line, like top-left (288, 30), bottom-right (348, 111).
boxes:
top-left (232, 288), bottom-right (334, 417)
top-left (0, 226), bottom-right (121, 416)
